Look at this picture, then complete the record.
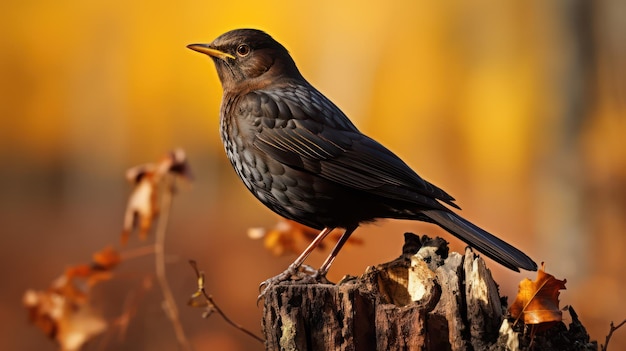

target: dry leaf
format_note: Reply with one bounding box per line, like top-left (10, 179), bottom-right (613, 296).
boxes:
top-left (121, 148), bottom-right (191, 244)
top-left (508, 262), bottom-right (567, 325)
top-left (23, 246), bottom-right (120, 350)
top-left (248, 218), bottom-right (362, 256)
top-left (160, 148), bottom-right (193, 180)
top-left (24, 289), bottom-right (107, 351)
top-left (92, 245), bottom-right (121, 270)
top-left (121, 166), bottom-right (159, 244)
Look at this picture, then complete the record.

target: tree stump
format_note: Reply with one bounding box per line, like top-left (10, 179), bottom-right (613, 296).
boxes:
top-left (261, 234), bottom-right (596, 351)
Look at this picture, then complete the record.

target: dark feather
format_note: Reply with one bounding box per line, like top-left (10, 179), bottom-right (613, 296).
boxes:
top-left (250, 87), bottom-right (459, 210)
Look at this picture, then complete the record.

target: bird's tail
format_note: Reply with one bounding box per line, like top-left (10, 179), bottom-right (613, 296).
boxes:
top-left (422, 210), bottom-right (537, 272)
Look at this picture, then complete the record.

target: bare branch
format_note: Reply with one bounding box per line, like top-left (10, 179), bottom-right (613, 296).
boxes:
top-left (602, 318), bottom-right (626, 351)
top-left (188, 260), bottom-right (264, 344)
top-left (155, 176), bottom-right (192, 351)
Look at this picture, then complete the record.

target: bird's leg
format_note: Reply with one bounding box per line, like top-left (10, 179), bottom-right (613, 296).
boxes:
top-left (313, 225), bottom-right (358, 281)
top-left (258, 227), bottom-right (335, 300)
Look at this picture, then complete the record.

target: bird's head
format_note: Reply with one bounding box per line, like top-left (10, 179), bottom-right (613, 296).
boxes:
top-left (188, 29), bottom-right (303, 92)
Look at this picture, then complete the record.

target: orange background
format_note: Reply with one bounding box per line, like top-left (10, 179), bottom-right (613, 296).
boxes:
top-left (2, 1), bottom-right (625, 350)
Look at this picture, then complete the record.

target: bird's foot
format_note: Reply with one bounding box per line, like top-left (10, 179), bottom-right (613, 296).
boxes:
top-left (257, 264), bottom-right (303, 303)
top-left (257, 265), bottom-right (332, 303)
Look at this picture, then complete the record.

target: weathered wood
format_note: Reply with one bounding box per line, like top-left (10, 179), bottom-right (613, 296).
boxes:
top-left (464, 249), bottom-right (504, 350)
top-left (261, 234), bottom-right (596, 351)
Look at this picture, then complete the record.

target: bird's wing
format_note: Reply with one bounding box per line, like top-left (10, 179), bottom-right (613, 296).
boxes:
top-left (241, 87), bottom-right (459, 210)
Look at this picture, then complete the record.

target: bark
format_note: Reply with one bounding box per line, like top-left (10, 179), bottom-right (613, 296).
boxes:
top-left (261, 234), bottom-right (596, 351)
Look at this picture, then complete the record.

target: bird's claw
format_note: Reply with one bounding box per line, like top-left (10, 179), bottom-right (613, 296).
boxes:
top-left (257, 265), bottom-right (331, 304)
top-left (257, 266), bottom-right (298, 304)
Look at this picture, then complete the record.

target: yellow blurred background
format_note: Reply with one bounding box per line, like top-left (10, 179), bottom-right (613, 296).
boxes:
top-left (2, 0), bottom-right (625, 350)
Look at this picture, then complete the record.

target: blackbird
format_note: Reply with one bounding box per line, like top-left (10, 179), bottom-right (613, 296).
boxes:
top-left (188, 29), bottom-right (537, 292)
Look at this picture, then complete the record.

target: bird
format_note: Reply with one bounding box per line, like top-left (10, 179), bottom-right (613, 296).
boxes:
top-left (187, 29), bottom-right (537, 294)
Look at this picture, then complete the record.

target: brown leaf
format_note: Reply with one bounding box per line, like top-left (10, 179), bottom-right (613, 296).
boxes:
top-left (508, 262), bottom-right (567, 325)
top-left (120, 149), bottom-right (192, 244)
top-left (23, 289), bottom-right (58, 338)
top-left (121, 167), bottom-right (159, 244)
top-left (56, 301), bottom-right (107, 351)
top-left (23, 245), bottom-right (122, 349)
top-left (159, 148), bottom-right (193, 181)
top-left (248, 218), bottom-right (362, 256)
top-left (92, 246), bottom-right (121, 270)
top-left (24, 277), bottom-right (103, 348)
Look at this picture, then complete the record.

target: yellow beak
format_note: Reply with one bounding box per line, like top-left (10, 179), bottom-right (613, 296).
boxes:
top-left (186, 44), bottom-right (235, 61)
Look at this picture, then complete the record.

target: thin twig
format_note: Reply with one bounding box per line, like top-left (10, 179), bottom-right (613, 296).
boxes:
top-left (602, 318), bottom-right (626, 351)
top-left (203, 291), bottom-right (265, 343)
top-left (96, 276), bottom-right (154, 351)
top-left (155, 176), bottom-right (192, 351)
top-left (189, 261), bottom-right (264, 343)
top-left (119, 245), bottom-right (156, 261)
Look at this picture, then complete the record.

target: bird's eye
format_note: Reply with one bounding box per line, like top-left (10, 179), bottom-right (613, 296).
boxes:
top-left (236, 44), bottom-right (251, 57)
